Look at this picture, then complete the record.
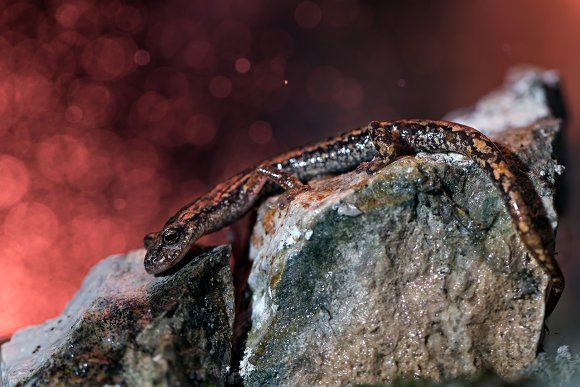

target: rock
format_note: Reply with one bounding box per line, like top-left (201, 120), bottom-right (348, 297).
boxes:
top-left (0, 246), bottom-right (234, 387)
top-left (384, 346), bottom-right (580, 386)
top-left (521, 346), bottom-right (580, 387)
top-left (360, 345), bottom-right (580, 387)
top-left (241, 68), bottom-right (565, 386)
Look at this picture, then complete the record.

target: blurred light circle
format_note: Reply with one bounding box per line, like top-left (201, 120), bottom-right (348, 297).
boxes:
top-left (57, 30), bottom-right (88, 48)
top-left (67, 82), bottom-right (113, 127)
top-left (184, 40), bottom-right (215, 70)
top-left (114, 198), bottom-right (127, 210)
top-left (11, 74), bottom-right (54, 118)
top-left (64, 104), bottom-right (83, 123)
top-left (4, 202), bottom-right (59, 253)
top-left (55, 3), bottom-right (80, 28)
top-left (295, 1), bottom-right (322, 29)
top-left (235, 57), bottom-right (251, 73)
top-left (133, 49), bottom-right (150, 66)
top-left (74, 4), bottom-right (104, 37)
top-left (86, 218), bottom-right (126, 257)
top-left (68, 130), bottom-right (121, 191)
top-left (112, 164), bottom-right (168, 223)
top-left (184, 114), bottom-right (217, 145)
top-left (36, 135), bottom-right (89, 183)
top-left (248, 120), bottom-right (272, 144)
top-left (81, 36), bottom-right (136, 81)
top-left (209, 76), bottom-right (232, 98)
top-left (53, 195), bottom-right (97, 223)
top-left (135, 91), bottom-right (170, 122)
top-left (0, 155), bottom-right (29, 209)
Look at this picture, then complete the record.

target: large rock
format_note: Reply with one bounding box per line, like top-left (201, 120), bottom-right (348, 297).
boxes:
top-left (1, 246), bottom-right (234, 386)
top-left (241, 68), bottom-right (565, 386)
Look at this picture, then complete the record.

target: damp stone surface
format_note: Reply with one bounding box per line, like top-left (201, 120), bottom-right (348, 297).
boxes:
top-left (1, 246), bottom-right (235, 387)
top-left (241, 67), bottom-right (566, 386)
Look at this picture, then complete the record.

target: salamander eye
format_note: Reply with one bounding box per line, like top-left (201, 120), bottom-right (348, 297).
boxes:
top-left (162, 228), bottom-right (180, 244)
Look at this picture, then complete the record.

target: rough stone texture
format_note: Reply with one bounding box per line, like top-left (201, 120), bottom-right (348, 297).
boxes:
top-left (521, 346), bottom-right (580, 387)
top-left (1, 246), bottom-right (234, 387)
top-left (241, 68), bottom-right (565, 386)
top-left (356, 346), bottom-right (580, 386)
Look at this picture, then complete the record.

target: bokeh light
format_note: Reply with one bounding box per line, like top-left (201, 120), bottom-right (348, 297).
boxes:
top-left (1, 0), bottom-right (580, 352)
top-left (0, 155), bottom-right (29, 209)
top-left (133, 49), bottom-right (150, 66)
top-left (3, 202), bottom-right (59, 255)
top-left (248, 120), bottom-right (273, 144)
top-left (81, 36), bottom-right (136, 81)
top-left (295, 1), bottom-right (322, 29)
top-left (184, 114), bottom-right (217, 146)
top-left (235, 57), bottom-right (251, 73)
top-left (209, 75), bottom-right (233, 98)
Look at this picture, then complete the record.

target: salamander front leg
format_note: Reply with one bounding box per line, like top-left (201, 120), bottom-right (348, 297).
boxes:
top-left (257, 166), bottom-right (311, 208)
top-left (357, 121), bottom-right (402, 174)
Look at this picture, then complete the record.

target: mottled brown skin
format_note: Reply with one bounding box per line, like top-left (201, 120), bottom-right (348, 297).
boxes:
top-left (144, 119), bottom-right (564, 316)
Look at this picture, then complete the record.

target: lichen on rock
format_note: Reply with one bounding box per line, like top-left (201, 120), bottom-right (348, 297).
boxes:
top-left (241, 68), bottom-right (565, 386)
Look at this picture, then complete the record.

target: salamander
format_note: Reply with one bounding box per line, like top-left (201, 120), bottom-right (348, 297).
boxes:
top-left (143, 119), bottom-right (564, 315)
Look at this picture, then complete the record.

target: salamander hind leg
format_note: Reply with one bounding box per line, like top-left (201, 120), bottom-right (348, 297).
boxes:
top-left (357, 121), bottom-right (402, 174)
top-left (257, 166), bottom-right (311, 208)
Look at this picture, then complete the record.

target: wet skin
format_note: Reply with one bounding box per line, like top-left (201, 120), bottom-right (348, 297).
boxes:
top-left (144, 119), bottom-right (564, 316)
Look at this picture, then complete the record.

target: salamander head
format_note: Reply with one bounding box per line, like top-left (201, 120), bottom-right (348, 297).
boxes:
top-left (143, 221), bottom-right (203, 274)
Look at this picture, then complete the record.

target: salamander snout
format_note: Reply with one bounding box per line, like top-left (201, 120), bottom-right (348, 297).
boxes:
top-left (143, 223), bottom-right (203, 275)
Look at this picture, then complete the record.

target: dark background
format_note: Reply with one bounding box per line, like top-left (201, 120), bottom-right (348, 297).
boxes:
top-left (0, 0), bottom-right (578, 351)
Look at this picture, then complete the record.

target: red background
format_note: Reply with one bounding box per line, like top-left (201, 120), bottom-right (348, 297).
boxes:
top-left (1, 0), bottom-right (579, 351)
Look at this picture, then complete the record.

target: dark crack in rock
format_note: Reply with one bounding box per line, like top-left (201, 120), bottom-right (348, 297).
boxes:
top-left (0, 246), bottom-right (234, 387)
top-left (242, 68), bottom-right (565, 386)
